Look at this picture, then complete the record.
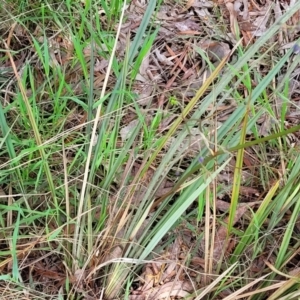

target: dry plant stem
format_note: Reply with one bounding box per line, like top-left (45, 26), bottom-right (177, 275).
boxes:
top-left (62, 140), bottom-right (71, 253)
top-left (209, 111), bottom-right (218, 275)
top-left (264, 262), bottom-right (300, 300)
top-left (6, 22), bottom-right (17, 48)
top-left (194, 263), bottom-right (237, 300)
top-left (209, 180), bottom-right (216, 275)
top-left (166, 44), bottom-right (188, 73)
top-left (7, 186), bottom-right (13, 227)
top-left (222, 273), bottom-right (271, 300)
top-left (170, 46), bottom-right (188, 75)
top-left (204, 187), bottom-right (210, 285)
top-left (72, 2), bottom-right (127, 260)
top-left (233, 282), bottom-right (284, 299)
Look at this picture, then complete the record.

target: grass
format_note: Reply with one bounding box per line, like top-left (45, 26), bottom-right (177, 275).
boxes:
top-left (1, 0), bottom-right (300, 299)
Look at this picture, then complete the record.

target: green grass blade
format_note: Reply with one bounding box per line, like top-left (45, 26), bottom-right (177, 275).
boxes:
top-left (227, 101), bottom-right (250, 236)
top-left (12, 209), bottom-right (21, 281)
top-left (230, 181), bottom-right (280, 263)
top-left (139, 158), bottom-right (231, 261)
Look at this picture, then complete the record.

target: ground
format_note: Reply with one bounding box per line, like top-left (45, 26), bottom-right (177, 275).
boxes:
top-left (1, 0), bottom-right (300, 299)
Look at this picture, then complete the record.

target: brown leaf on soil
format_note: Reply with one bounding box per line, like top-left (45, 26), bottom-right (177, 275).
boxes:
top-left (249, 255), bottom-right (267, 274)
top-left (33, 266), bottom-right (66, 282)
top-left (130, 236), bottom-right (195, 299)
top-left (130, 281), bottom-right (194, 300)
top-left (181, 0), bottom-right (195, 12)
top-left (248, 1), bottom-right (273, 39)
top-left (178, 30), bottom-right (202, 35)
top-left (291, 9), bottom-right (300, 32)
top-left (94, 58), bottom-right (109, 72)
top-left (166, 44), bottom-right (188, 73)
top-left (165, 129), bottom-right (206, 159)
top-left (197, 40), bottom-right (231, 62)
top-left (225, 2), bottom-right (239, 36)
top-left (174, 20), bottom-right (201, 32)
top-left (191, 256), bottom-right (206, 269)
top-left (136, 55), bottom-right (151, 82)
top-left (154, 48), bottom-right (174, 66)
top-left (212, 203), bottom-right (256, 262)
top-left (193, 0), bottom-right (214, 8)
top-left (239, 19), bottom-right (256, 32)
top-left (239, 186), bottom-right (260, 198)
top-left (134, 84), bottom-right (155, 106)
top-left (216, 199), bottom-right (231, 212)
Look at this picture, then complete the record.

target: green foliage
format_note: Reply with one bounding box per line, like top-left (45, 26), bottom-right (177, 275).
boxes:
top-left (1, 0), bottom-right (300, 299)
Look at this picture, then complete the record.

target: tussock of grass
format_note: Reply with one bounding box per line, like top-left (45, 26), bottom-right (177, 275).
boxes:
top-left (1, 1), bottom-right (300, 299)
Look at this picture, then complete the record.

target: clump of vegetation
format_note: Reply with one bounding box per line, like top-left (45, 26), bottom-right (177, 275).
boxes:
top-left (1, 1), bottom-right (300, 299)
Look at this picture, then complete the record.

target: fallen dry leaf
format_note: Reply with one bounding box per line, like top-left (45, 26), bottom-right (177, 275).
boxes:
top-left (130, 281), bottom-right (194, 300)
top-left (94, 58), bottom-right (109, 72)
top-left (154, 48), bottom-right (174, 66)
top-left (212, 203), bottom-right (256, 262)
top-left (136, 55), bottom-right (151, 82)
top-left (120, 119), bottom-right (139, 142)
top-left (174, 20), bottom-right (200, 32)
top-left (193, 0), bottom-right (214, 8)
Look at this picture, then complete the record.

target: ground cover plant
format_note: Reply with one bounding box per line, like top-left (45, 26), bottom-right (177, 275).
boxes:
top-left (1, 0), bottom-right (300, 299)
